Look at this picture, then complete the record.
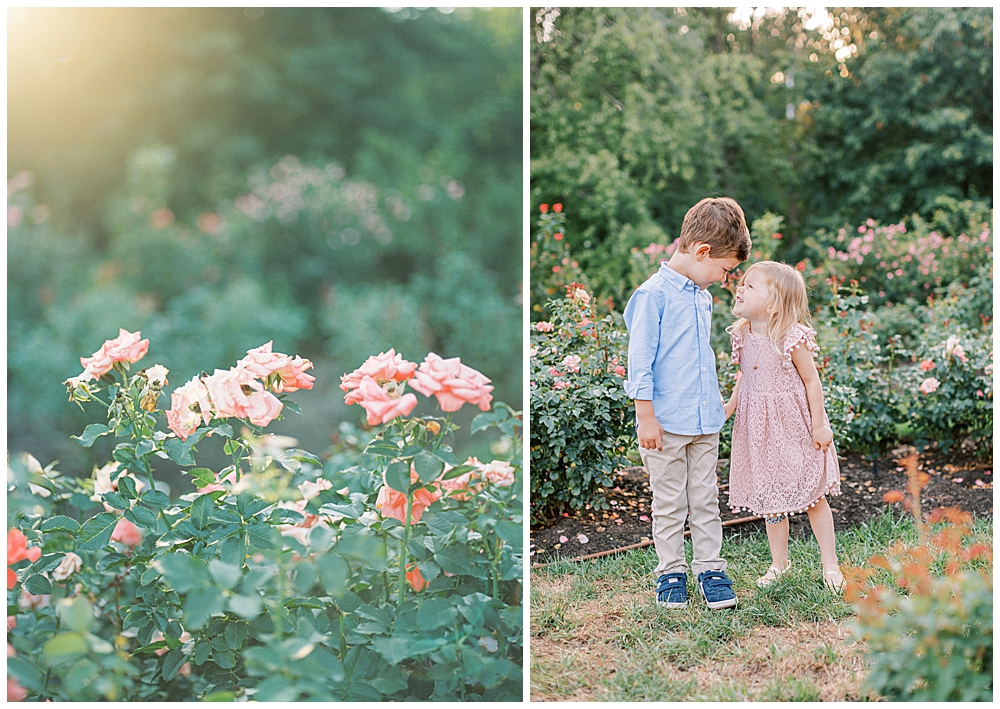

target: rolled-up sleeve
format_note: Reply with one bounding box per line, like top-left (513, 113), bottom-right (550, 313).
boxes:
top-left (623, 289), bottom-right (659, 400)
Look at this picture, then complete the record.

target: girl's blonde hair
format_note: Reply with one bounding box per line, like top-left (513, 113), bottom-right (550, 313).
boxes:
top-left (726, 261), bottom-right (811, 352)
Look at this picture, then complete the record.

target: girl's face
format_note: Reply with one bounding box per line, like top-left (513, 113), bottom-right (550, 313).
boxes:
top-left (733, 269), bottom-right (770, 321)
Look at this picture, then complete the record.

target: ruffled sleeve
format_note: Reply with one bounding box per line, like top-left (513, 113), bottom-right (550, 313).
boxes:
top-left (781, 324), bottom-right (819, 370)
top-left (730, 329), bottom-right (744, 365)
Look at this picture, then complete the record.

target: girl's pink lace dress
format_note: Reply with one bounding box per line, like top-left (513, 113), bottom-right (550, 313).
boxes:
top-left (727, 323), bottom-right (841, 517)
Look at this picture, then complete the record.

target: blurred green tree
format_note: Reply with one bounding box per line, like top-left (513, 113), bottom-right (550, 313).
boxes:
top-left (7, 7), bottom-right (522, 474)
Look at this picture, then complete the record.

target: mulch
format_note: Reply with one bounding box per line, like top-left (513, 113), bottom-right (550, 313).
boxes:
top-left (530, 444), bottom-right (993, 565)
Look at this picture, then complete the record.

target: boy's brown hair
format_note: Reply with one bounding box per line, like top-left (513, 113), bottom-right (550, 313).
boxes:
top-left (676, 197), bottom-right (751, 260)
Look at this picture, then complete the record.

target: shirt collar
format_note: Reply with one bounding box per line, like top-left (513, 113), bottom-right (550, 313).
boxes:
top-left (658, 261), bottom-right (697, 291)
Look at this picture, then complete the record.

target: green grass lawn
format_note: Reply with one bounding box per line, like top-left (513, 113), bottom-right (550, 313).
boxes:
top-left (529, 509), bottom-right (993, 701)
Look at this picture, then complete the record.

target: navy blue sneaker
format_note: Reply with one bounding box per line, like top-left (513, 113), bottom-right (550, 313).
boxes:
top-left (655, 572), bottom-right (688, 608)
top-left (697, 569), bottom-right (737, 609)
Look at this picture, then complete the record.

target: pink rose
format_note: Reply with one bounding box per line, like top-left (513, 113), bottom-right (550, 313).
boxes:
top-left (17, 590), bottom-right (49, 611)
top-left (78, 329), bottom-right (149, 380)
top-left (919, 377), bottom-right (940, 395)
top-left (203, 367), bottom-right (283, 426)
top-left (344, 375), bottom-right (418, 426)
top-left (613, 365), bottom-right (627, 377)
top-left (561, 355), bottom-right (582, 373)
top-left (238, 342), bottom-right (316, 393)
top-left (408, 353), bottom-right (493, 413)
top-left (918, 359), bottom-right (935, 371)
top-left (480, 460), bottom-right (516, 487)
top-left (438, 460), bottom-right (482, 500)
top-left (166, 377), bottom-right (215, 440)
top-left (111, 519), bottom-right (143, 548)
top-left (535, 321), bottom-right (554, 332)
top-left (298, 478), bottom-right (333, 501)
top-left (340, 349), bottom-right (417, 392)
top-left (51, 553), bottom-right (82, 582)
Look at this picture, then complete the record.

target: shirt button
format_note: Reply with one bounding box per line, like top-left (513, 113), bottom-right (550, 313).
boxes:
top-left (701, 401), bottom-right (707, 406)
top-left (701, 367), bottom-right (706, 372)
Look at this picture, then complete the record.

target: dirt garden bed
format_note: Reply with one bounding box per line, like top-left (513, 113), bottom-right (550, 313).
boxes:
top-left (530, 444), bottom-right (993, 564)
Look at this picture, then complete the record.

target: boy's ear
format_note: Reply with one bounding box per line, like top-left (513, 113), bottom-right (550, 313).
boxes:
top-left (693, 243), bottom-right (712, 260)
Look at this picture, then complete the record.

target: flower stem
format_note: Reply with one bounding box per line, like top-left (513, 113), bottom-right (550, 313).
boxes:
top-left (397, 492), bottom-right (413, 605)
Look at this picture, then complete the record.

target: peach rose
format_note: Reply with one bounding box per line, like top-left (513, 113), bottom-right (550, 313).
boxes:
top-left (481, 460), bottom-right (516, 487)
top-left (6, 530), bottom-right (41, 590)
top-left (406, 563), bottom-right (427, 592)
top-left (166, 376), bottom-right (216, 440)
top-left (203, 367), bottom-right (283, 426)
top-left (51, 553), bottom-right (82, 582)
top-left (238, 342), bottom-right (316, 393)
top-left (8, 677), bottom-right (26, 702)
top-left (919, 377), bottom-right (940, 395)
top-left (78, 329), bottom-right (149, 379)
top-left (345, 376), bottom-right (418, 426)
top-left (111, 519), bottom-right (143, 548)
top-left (17, 590), bottom-right (49, 611)
top-left (408, 353), bottom-right (493, 413)
top-left (340, 349), bottom-right (418, 392)
top-left (298, 478), bottom-right (333, 501)
top-left (376, 469), bottom-right (441, 524)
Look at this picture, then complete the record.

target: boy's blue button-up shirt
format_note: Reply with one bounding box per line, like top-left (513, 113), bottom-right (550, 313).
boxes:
top-left (623, 262), bottom-right (725, 436)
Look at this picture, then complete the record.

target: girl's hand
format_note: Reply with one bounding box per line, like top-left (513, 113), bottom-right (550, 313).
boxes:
top-left (813, 425), bottom-right (833, 452)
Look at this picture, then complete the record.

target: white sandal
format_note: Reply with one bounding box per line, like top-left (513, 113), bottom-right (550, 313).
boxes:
top-left (823, 568), bottom-right (845, 593)
top-left (755, 560), bottom-right (791, 588)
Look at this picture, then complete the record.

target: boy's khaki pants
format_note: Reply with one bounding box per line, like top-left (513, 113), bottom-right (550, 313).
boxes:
top-left (639, 430), bottom-right (727, 578)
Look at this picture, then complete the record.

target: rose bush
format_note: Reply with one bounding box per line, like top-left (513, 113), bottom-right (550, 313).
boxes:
top-left (7, 332), bottom-right (522, 701)
top-left (529, 285), bottom-right (632, 522)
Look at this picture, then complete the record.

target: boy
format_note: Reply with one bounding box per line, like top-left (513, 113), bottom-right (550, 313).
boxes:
top-left (623, 197), bottom-right (751, 609)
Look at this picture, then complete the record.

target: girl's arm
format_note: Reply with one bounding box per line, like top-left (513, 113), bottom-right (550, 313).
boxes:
top-left (790, 345), bottom-right (833, 452)
top-left (723, 370), bottom-right (742, 420)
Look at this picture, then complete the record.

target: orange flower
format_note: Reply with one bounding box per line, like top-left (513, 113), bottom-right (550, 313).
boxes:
top-left (882, 490), bottom-right (905, 503)
top-left (7, 530), bottom-right (41, 590)
top-left (406, 563), bottom-right (427, 592)
top-left (376, 467), bottom-right (442, 524)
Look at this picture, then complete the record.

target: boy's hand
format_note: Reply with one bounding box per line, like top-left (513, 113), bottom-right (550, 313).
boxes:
top-left (634, 400), bottom-right (663, 451)
top-left (813, 425), bottom-right (833, 452)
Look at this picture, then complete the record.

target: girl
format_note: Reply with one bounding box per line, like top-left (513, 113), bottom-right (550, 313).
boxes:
top-left (723, 261), bottom-right (844, 591)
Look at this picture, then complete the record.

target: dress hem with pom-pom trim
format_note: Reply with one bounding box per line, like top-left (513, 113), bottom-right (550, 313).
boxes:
top-left (727, 483), bottom-right (842, 520)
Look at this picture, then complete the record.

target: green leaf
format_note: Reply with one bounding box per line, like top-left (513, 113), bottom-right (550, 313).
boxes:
top-left (315, 554), bottom-right (350, 597)
top-left (161, 646), bottom-right (187, 681)
top-left (101, 491), bottom-right (130, 510)
top-left (246, 522), bottom-right (278, 550)
top-left (42, 632), bottom-right (88, 663)
top-left (24, 574), bottom-right (52, 595)
top-left (413, 451), bottom-right (444, 483)
top-left (337, 527), bottom-right (386, 569)
top-left (7, 656), bottom-right (43, 691)
top-left (282, 399), bottom-right (302, 416)
top-left (117, 475), bottom-right (138, 499)
top-left (416, 597), bottom-right (458, 631)
top-left (190, 494), bottom-right (214, 530)
top-left (135, 438), bottom-right (155, 459)
top-left (72, 424), bottom-right (110, 448)
top-left (162, 437), bottom-right (196, 466)
top-left (40, 515), bottom-right (80, 534)
top-left (434, 545), bottom-right (472, 575)
top-left (125, 503), bottom-right (160, 530)
top-left (220, 534), bottom-right (249, 567)
top-left (141, 490), bottom-right (170, 508)
top-left (183, 587), bottom-right (225, 629)
top-left (158, 553), bottom-right (211, 593)
top-left (385, 460), bottom-right (411, 493)
top-left (56, 595), bottom-right (94, 633)
top-left (77, 512), bottom-right (120, 551)
top-left (228, 593), bottom-right (263, 620)
top-left (187, 467), bottom-right (217, 487)
top-left (208, 559), bottom-right (242, 590)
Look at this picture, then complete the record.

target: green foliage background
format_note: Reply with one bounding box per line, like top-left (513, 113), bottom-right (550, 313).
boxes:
top-left (530, 6), bottom-right (992, 310)
top-left (8, 7), bottom-right (523, 477)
